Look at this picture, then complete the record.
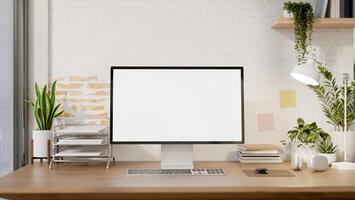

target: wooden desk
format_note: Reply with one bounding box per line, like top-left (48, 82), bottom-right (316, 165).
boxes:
top-left (0, 162), bottom-right (355, 200)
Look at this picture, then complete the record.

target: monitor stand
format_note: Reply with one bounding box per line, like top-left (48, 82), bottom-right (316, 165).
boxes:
top-left (161, 144), bottom-right (194, 169)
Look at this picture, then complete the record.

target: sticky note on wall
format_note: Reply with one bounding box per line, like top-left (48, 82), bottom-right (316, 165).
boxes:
top-left (280, 90), bottom-right (296, 108)
top-left (257, 113), bottom-right (274, 131)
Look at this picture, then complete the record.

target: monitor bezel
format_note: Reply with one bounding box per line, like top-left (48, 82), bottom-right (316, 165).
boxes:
top-left (110, 66), bottom-right (245, 144)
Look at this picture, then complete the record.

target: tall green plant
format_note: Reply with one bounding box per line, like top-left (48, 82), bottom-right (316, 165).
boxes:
top-left (30, 81), bottom-right (63, 130)
top-left (283, 1), bottom-right (314, 64)
top-left (308, 66), bottom-right (355, 131)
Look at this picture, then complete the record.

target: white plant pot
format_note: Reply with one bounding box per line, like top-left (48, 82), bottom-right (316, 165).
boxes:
top-left (319, 153), bottom-right (336, 166)
top-left (283, 10), bottom-right (293, 18)
top-left (291, 152), bottom-right (303, 170)
top-left (296, 143), bottom-right (317, 168)
top-left (32, 130), bottom-right (52, 158)
top-left (328, 131), bottom-right (355, 162)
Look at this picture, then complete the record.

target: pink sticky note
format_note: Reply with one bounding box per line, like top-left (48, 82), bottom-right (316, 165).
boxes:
top-left (257, 113), bottom-right (274, 131)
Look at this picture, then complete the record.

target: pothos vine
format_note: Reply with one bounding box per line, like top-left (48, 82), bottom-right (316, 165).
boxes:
top-left (283, 1), bottom-right (314, 64)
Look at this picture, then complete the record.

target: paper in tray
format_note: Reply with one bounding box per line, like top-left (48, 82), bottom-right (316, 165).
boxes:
top-left (57, 126), bottom-right (107, 134)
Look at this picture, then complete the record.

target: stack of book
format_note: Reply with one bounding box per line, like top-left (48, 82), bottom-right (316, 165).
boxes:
top-left (315, 0), bottom-right (354, 18)
top-left (237, 144), bottom-right (282, 164)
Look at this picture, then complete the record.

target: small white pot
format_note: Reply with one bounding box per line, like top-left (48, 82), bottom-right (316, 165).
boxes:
top-left (319, 153), bottom-right (336, 166)
top-left (32, 130), bottom-right (52, 157)
top-left (283, 10), bottom-right (293, 18)
top-left (328, 131), bottom-right (355, 162)
top-left (291, 152), bottom-right (303, 170)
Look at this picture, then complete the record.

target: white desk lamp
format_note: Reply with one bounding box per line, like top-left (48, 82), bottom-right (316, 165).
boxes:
top-left (290, 47), bottom-right (355, 170)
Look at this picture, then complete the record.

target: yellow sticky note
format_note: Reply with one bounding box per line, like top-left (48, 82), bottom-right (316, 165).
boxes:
top-left (280, 90), bottom-right (296, 108)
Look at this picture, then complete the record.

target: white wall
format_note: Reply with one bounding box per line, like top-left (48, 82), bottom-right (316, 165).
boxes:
top-left (42, 0), bottom-right (354, 161)
top-left (0, 0), bottom-right (14, 175)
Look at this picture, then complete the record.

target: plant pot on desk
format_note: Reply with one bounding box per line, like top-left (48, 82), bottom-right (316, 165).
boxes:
top-left (319, 153), bottom-right (336, 166)
top-left (329, 131), bottom-right (355, 162)
top-left (296, 143), bottom-right (317, 168)
top-left (32, 130), bottom-right (52, 164)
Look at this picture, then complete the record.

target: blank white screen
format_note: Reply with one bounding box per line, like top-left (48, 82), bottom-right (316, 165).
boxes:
top-left (111, 68), bottom-right (243, 142)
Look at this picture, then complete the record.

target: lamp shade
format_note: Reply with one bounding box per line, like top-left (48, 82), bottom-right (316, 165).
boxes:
top-left (290, 60), bottom-right (320, 86)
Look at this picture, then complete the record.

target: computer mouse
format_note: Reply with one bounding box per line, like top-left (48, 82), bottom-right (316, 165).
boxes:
top-left (255, 168), bottom-right (269, 174)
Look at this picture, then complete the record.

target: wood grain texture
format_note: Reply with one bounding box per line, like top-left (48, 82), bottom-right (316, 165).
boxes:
top-left (1, 162), bottom-right (355, 200)
top-left (272, 18), bottom-right (355, 28)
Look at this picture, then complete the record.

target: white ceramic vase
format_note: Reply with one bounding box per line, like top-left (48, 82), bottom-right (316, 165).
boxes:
top-left (32, 130), bottom-right (52, 158)
top-left (319, 153), bottom-right (336, 166)
top-left (291, 152), bottom-right (303, 170)
top-left (328, 131), bottom-right (355, 162)
top-left (279, 143), bottom-right (294, 162)
top-left (296, 143), bottom-right (317, 168)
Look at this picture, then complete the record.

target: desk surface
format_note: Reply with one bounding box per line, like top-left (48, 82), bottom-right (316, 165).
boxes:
top-left (1, 161), bottom-right (355, 200)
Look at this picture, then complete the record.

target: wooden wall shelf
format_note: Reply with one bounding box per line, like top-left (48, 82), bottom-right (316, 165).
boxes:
top-left (272, 18), bottom-right (355, 28)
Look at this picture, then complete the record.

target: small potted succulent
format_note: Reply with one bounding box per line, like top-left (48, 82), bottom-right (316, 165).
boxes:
top-left (318, 139), bottom-right (337, 166)
top-left (29, 81), bottom-right (63, 158)
top-left (287, 118), bottom-right (329, 166)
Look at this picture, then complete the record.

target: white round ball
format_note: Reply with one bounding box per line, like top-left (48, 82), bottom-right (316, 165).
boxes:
top-left (309, 155), bottom-right (329, 172)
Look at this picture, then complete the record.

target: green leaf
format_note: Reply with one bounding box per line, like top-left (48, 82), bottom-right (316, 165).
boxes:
top-left (34, 83), bottom-right (41, 99)
top-left (47, 104), bottom-right (61, 130)
top-left (34, 103), bottom-right (42, 130)
top-left (41, 85), bottom-right (48, 129)
top-left (54, 110), bottom-right (64, 118)
top-left (36, 107), bottom-right (45, 130)
top-left (50, 81), bottom-right (57, 107)
top-left (297, 118), bottom-right (305, 126)
top-left (45, 94), bottom-right (51, 130)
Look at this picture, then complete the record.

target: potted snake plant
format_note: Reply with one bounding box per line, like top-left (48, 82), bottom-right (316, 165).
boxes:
top-left (29, 81), bottom-right (63, 158)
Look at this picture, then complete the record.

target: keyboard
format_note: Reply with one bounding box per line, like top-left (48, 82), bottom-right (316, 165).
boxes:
top-left (127, 168), bottom-right (225, 176)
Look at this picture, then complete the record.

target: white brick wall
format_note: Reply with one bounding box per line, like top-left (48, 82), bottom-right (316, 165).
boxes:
top-left (49, 0), bottom-right (353, 161)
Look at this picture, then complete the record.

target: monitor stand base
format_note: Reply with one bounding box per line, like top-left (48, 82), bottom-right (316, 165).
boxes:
top-left (161, 144), bottom-right (194, 169)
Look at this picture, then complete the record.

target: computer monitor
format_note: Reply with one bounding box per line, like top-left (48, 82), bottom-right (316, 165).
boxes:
top-left (110, 67), bottom-right (244, 169)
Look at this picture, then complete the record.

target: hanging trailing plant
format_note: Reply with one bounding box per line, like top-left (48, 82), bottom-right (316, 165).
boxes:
top-left (283, 1), bottom-right (314, 64)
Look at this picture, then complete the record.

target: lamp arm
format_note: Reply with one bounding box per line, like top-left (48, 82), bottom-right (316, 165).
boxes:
top-left (311, 46), bottom-right (326, 65)
top-left (317, 47), bottom-right (326, 65)
top-left (310, 47), bottom-right (351, 80)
